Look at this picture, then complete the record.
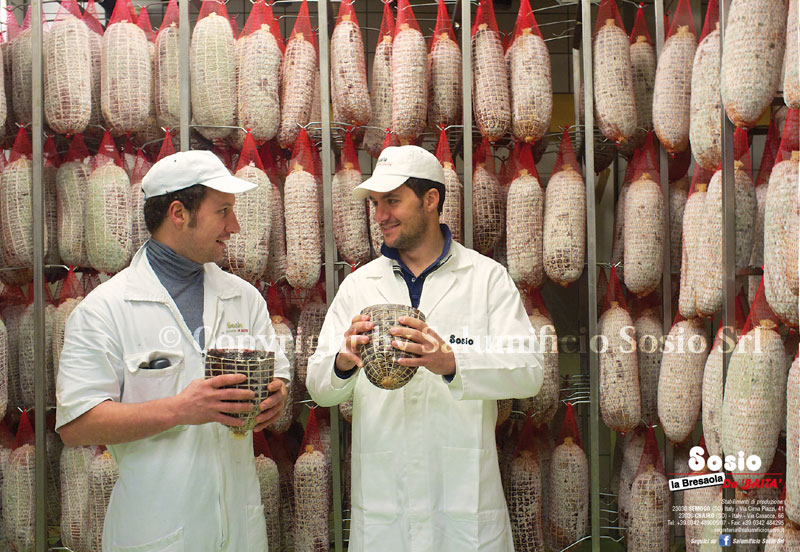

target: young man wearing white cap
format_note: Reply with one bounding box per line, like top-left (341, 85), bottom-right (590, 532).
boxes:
top-left (56, 151), bottom-right (290, 551)
top-left (307, 145), bottom-right (544, 551)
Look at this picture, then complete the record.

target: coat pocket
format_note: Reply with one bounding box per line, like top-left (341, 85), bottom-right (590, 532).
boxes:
top-left (111, 528), bottom-right (184, 551)
top-left (441, 446), bottom-right (483, 520)
top-left (122, 350), bottom-right (185, 404)
top-left (245, 504), bottom-right (268, 551)
top-left (358, 451), bottom-right (400, 523)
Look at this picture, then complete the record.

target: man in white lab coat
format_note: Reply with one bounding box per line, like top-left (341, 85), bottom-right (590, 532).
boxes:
top-left (56, 151), bottom-right (291, 551)
top-left (306, 145), bottom-right (544, 551)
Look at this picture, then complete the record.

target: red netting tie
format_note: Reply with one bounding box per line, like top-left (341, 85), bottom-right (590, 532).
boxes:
top-left (742, 276), bottom-right (786, 333)
top-left (511, 0), bottom-right (543, 48)
top-left (288, 0), bottom-right (317, 54)
top-left (629, 132), bottom-right (660, 185)
top-left (94, 131), bottom-right (124, 169)
top-left (137, 6), bottom-right (155, 42)
top-left (688, 164), bottom-right (714, 196)
top-left (699, 0), bottom-right (720, 41)
top-left (12, 410), bottom-right (35, 450)
top-left (630, 5), bottom-right (652, 45)
top-left (524, 287), bottom-right (551, 317)
top-left (338, 130), bottom-right (361, 173)
top-left (669, 148), bottom-right (691, 181)
top-left (666, 0), bottom-right (696, 39)
top-left (158, 0), bottom-right (179, 32)
top-left (9, 127), bottom-right (32, 163)
top-left (512, 414), bottom-right (540, 459)
top-left (197, 0), bottom-right (238, 38)
top-left (298, 407), bottom-right (324, 459)
top-left (253, 429), bottom-right (274, 458)
top-left (601, 266), bottom-right (628, 314)
top-left (733, 127), bottom-right (752, 178)
top-left (430, 0), bottom-right (458, 51)
top-left (593, 0), bottom-right (626, 37)
top-left (514, 142), bottom-right (541, 184)
top-left (556, 403), bottom-right (584, 449)
top-left (471, 0), bottom-right (500, 37)
top-left (6, 7), bottom-right (19, 42)
top-left (82, 0), bottom-right (104, 36)
top-left (59, 266), bottom-right (85, 304)
top-left (552, 127), bottom-right (579, 175)
top-left (54, 0), bottom-right (82, 23)
top-left (44, 136), bottom-right (61, 169)
top-left (634, 425), bottom-right (666, 478)
top-left (236, 131), bottom-right (266, 173)
top-left (108, 0), bottom-right (137, 27)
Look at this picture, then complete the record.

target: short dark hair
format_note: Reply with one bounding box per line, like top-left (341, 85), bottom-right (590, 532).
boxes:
top-left (404, 177), bottom-right (445, 214)
top-left (143, 184), bottom-right (210, 233)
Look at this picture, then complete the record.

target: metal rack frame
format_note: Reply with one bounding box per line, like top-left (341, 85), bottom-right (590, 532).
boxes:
top-left (577, 0), bottom-right (601, 549)
top-left (717, 0), bottom-right (738, 533)
top-left (32, 0), bottom-right (46, 549)
top-left (20, 0), bottom-right (747, 550)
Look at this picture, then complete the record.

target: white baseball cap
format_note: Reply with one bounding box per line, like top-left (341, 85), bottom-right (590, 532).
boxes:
top-left (353, 145), bottom-right (445, 200)
top-left (141, 150), bottom-right (257, 200)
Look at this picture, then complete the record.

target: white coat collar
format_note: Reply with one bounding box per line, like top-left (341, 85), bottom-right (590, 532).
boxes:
top-left (123, 244), bottom-right (242, 303)
top-left (359, 241), bottom-right (472, 316)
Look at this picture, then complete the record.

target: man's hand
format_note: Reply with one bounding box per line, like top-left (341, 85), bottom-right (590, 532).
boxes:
top-left (390, 316), bottom-right (456, 377)
top-left (172, 374), bottom-right (256, 428)
top-left (253, 378), bottom-right (288, 431)
top-left (335, 314), bottom-right (373, 373)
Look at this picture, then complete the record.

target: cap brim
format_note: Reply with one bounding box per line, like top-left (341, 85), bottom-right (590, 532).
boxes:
top-left (353, 174), bottom-right (408, 200)
top-left (201, 174), bottom-right (259, 195)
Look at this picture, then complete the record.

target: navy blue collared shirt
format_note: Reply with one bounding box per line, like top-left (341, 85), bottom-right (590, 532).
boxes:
top-left (380, 223), bottom-right (453, 309)
top-left (334, 224), bottom-right (453, 380)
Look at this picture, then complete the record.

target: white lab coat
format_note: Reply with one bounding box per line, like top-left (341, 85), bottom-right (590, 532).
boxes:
top-left (306, 241), bottom-right (544, 552)
top-left (56, 245), bottom-right (291, 552)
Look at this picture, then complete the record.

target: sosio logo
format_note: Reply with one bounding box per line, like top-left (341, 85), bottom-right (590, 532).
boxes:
top-left (688, 447), bottom-right (776, 490)
top-left (688, 446), bottom-right (762, 473)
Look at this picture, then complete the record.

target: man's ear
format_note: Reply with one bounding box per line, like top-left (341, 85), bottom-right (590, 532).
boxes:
top-left (424, 188), bottom-right (440, 213)
top-left (167, 200), bottom-right (188, 228)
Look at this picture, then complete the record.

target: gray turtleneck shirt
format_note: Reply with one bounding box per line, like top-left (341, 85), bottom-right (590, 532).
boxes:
top-left (146, 239), bottom-right (205, 348)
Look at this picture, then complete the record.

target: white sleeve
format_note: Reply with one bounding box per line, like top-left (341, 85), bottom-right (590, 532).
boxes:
top-left (55, 303), bottom-right (124, 431)
top-left (305, 278), bottom-right (359, 406)
top-left (446, 269), bottom-right (545, 401)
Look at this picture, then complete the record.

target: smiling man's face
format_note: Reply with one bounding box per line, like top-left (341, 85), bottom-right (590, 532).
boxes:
top-left (368, 184), bottom-right (429, 251)
top-left (177, 188), bottom-right (241, 264)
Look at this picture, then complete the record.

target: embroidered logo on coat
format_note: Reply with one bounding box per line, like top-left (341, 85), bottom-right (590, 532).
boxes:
top-left (449, 335), bottom-right (474, 346)
top-left (226, 321), bottom-right (248, 333)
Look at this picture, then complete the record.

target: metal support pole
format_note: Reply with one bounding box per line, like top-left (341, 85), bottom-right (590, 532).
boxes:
top-left (652, 6), bottom-right (679, 546)
top-left (31, 0), bottom-right (47, 549)
top-left (654, 3), bottom-right (673, 335)
top-left (179, 0), bottom-right (191, 151)
top-left (654, 1), bottom-right (675, 517)
top-left (461, 0), bottom-right (473, 249)
top-left (718, 0), bottom-right (737, 531)
top-left (579, 1), bottom-right (599, 550)
top-left (316, 2), bottom-right (342, 551)
top-left (572, 48), bottom-right (582, 133)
